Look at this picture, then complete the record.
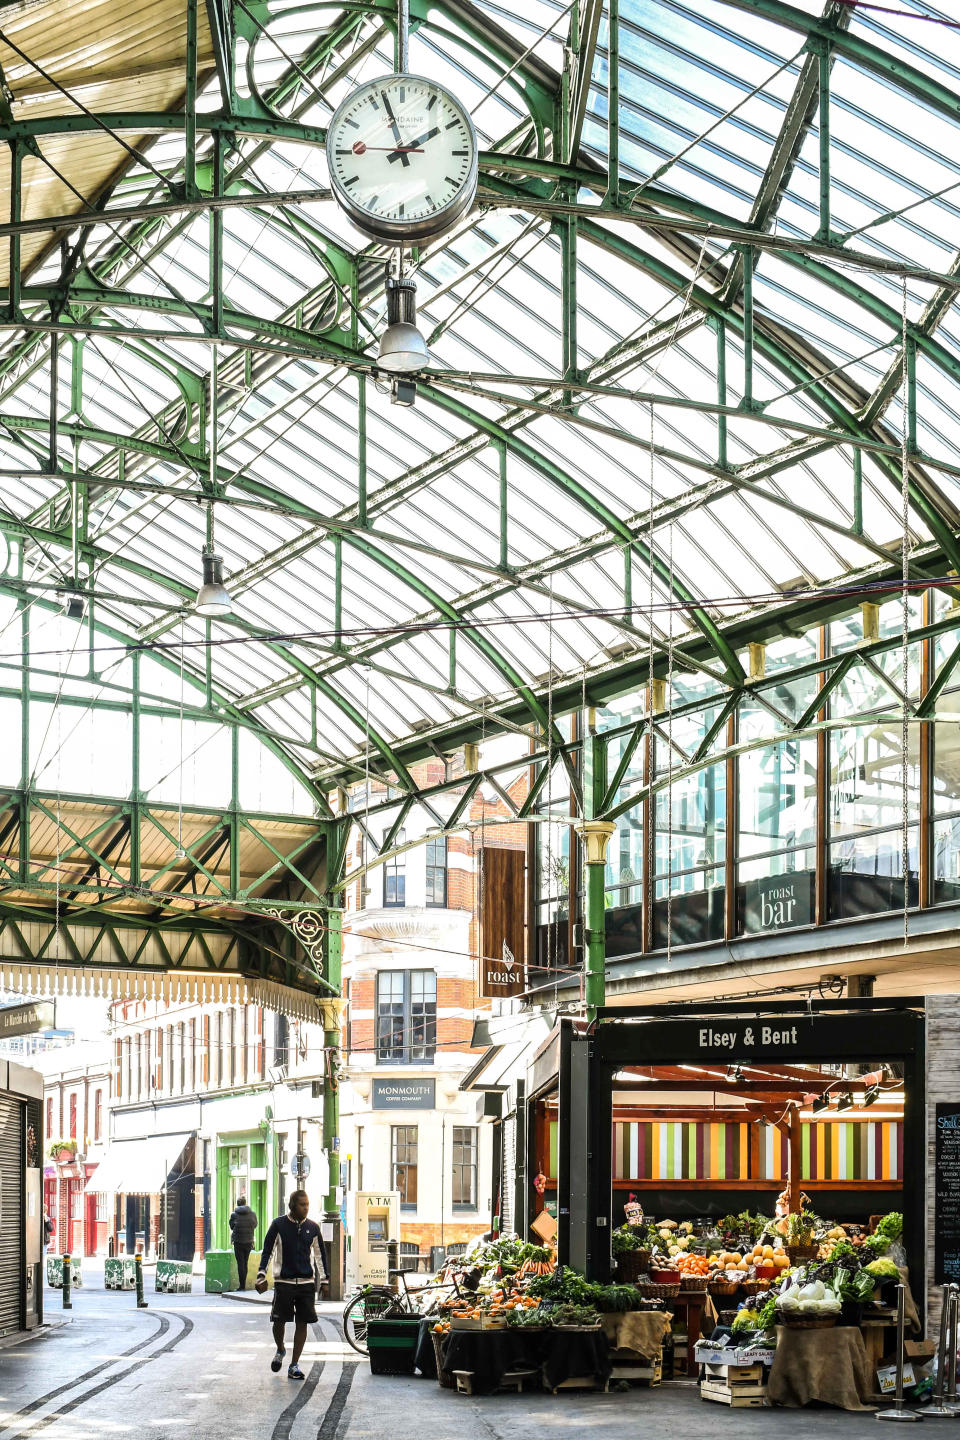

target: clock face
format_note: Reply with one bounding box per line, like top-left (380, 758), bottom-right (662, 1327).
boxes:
top-left (326, 74), bottom-right (478, 243)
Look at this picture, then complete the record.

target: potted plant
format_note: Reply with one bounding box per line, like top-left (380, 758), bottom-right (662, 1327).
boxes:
top-left (786, 1209), bottom-right (819, 1264)
top-left (48, 1137), bottom-right (77, 1164)
top-left (611, 1224), bottom-right (651, 1283)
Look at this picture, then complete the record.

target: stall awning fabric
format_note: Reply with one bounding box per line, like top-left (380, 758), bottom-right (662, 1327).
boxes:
top-left (87, 1134), bottom-right (192, 1195)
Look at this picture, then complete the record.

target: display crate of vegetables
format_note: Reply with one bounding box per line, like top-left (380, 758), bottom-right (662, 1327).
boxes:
top-left (550, 1303), bottom-right (602, 1331)
top-left (776, 1275), bottom-right (842, 1327)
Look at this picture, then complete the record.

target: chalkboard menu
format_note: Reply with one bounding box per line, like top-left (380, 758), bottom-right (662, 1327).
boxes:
top-left (935, 1104), bottom-right (960, 1285)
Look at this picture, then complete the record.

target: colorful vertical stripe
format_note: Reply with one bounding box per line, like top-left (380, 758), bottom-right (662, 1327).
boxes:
top-left (611, 1120), bottom-right (902, 1181)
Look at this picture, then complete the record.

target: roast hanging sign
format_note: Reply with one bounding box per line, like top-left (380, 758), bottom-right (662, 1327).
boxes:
top-left (480, 845), bottom-right (526, 999)
top-left (481, 941), bottom-right (522, 998)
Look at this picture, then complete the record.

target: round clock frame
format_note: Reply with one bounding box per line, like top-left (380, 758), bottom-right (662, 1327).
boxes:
top-left (325, 73), bottom-right (479, 244)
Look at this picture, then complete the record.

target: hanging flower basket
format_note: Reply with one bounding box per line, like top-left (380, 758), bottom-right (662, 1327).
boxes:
top-left (48, 1138), bottom-right (77, 1164)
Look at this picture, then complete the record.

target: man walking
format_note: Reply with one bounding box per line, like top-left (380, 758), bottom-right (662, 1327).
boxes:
top-left (229, 1193), bottom-right (258, 1291)
top-left (255, 1190), bottom-right (327, 1380)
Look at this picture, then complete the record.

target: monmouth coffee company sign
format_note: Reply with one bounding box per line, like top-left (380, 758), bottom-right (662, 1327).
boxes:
top-left (744, 872), bottom-right (813, 934)
top-left (372, 1078), bottom-right (436, 1110)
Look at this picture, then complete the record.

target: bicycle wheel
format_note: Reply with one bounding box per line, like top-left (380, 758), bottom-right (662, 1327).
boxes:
top-left (342, 1290), bottom-right (395, 1355)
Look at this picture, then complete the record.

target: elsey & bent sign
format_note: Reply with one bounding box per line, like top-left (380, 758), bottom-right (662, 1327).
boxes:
top-left (699, 1024), bottom-right (800, 1051)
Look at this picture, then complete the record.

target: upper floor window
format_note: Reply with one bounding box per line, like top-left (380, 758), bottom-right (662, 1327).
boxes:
top-left (94, 1090), bottom-right (102, 1142)
top-left (376, 970), bottom-right (436, 1063)
top-left (274, 1012), bottom-right (289, 1069)
top-left (68, 1094), bottom-right (77, 1140)
top-left (384, 829), bottom-right (406, 906)
top-left (391, 1125), bottom-right (418, 1210)
top-left (45, 1096), bottom-right (53, 1138)
top-left (426, 835), bottom-right (448, 907)
top-left (452, 1126), bottom-right (478, 1209)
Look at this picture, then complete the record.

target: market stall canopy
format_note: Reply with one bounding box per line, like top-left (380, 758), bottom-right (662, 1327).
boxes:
top-left (86, 1132), bottom-right (192, 1195)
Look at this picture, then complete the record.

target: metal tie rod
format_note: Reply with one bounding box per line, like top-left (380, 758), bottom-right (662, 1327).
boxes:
top-left (946, 1285), bottom-right (960, 1415)
top-left (877, 1282), bottom-right (922, 1422)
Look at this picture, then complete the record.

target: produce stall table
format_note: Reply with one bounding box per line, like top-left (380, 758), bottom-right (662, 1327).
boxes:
top-left (768, 1324), bottom-right (874, 1411)
top-left (414, 1318), bottom-right (438, 1378)
top-left (601, 1310), bottom-right (670, 1385)
top-left (440, 1327), bottom-right (611, 1395)
top-left (671, 1292), bottom-right (717, 1375)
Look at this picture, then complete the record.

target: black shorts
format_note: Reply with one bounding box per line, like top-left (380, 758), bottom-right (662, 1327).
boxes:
top-left (270, 1280), bottom-right (318, 1325)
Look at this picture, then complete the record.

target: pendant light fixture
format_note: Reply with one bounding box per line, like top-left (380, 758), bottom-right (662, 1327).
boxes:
top-left (377, 271), bottom-right (430, 375)
top-left (196, 546), bottom-right (232, 616)
top-left (195, 343), bottom-right (232, 617)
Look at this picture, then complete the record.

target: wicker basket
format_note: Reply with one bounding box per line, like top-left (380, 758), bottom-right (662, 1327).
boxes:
top-left (740, 1280), bottom-right (770, 1297)
top-left (636, 1280), bottom-right (680, 1300)
top-left (615, 1250), bottom-right (651, 1284)
top-left (708, 1277), bottom-right (741, 1296)
top-left (779, 1313), bottom-right (837, 1329)
top-left (431, 1329), bottom-right (455, 1389)
top-left (680, 1276), bottom-right (708, 1293)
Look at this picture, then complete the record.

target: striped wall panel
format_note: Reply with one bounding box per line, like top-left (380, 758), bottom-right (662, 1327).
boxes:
top-left (611, 1120), bottom-right (902, 1181)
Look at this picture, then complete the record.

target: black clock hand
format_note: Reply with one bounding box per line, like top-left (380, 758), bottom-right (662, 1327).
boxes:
top-left (387, 126), bottom-right (441, 163)
top-left (381, 91), bottom-right (410, 168)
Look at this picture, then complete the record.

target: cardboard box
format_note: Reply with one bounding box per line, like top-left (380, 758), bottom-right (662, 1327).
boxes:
top-left (694, 1341), bottom-right (775, 1367)
top-left (877, 1363), bottom-right (916, 1394)
top-left (905, 1340), bottom-right (936, 1362)
top-left (530, 1210), bottom-right (558, 1244)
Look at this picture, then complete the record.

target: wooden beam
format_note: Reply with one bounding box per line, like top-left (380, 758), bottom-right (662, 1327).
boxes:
top-left (612, 1178), bottom-right (903, 1192)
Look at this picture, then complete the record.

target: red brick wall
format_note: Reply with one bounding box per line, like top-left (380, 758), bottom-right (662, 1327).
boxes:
top-left (344, 758), bottom-right (532, 1049)
top-left (400, 1221), bottom-right (487, 1251)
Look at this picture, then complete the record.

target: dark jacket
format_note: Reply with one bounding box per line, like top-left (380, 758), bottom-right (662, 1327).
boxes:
top-left (257, 1213), bottom-right (327, 1282)
top-left (229, 1203), bottom-right (258, 1245)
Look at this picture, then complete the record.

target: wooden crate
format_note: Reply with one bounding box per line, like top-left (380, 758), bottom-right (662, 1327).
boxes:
top-left (611, 1363), bottom-right (661, 1387)
top-left (700, 1380), bottom-right (767, 1408)
top-left (703, 1362), bottom-right (764, 1384)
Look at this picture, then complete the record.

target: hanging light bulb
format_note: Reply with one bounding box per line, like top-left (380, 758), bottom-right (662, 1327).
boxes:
top-left (195, 548), bottom-right (232, 616)
top-left (377, 273), bottom-right (430, 374)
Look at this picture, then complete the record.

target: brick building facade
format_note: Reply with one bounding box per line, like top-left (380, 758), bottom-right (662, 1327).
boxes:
top-left (34, 1041), bottom-right (111, 1258)
top-left (341, 756), bottom-right (528, 1266)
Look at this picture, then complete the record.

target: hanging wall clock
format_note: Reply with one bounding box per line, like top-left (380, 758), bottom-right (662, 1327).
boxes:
top-left (326, 73), bottom-right (478, 243)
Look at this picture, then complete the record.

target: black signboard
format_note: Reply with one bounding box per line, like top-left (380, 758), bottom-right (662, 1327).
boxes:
top-left (935, 1104), bottom-right (960, 1286)
top-left (743, 872), bottom-right (813, 934)
top-left (0, 1000), bottom-right (55, 1038)
top-left (595, 1008), bottom-right (919, 1067)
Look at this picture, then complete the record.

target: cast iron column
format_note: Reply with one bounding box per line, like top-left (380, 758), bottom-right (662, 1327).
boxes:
top-left (580, 819), bottom-right (615, 1020)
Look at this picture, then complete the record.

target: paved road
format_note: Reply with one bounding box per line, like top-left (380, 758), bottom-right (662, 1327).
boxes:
top-left (0, 1281), bottom-right (910, 1438)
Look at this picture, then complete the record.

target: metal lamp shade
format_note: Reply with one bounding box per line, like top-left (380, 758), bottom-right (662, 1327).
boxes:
top-left (195, 551), bottom-right (232, 616)
top-left (377, 275), bottom-right (430, 374)
top-left (377, 320), bottom-right (430, 373)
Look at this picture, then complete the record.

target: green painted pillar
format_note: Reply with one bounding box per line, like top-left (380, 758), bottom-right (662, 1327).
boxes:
top-left (580, 732), bottom-right (615, 1021)
top-left (323, 906), bottom-right (344, 1298)
top-left (581, 821), bottom-right (615, 1020)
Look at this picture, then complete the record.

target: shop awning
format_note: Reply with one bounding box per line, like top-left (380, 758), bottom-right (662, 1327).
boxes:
top-left (86, 1134), bottom-right (192, 1195)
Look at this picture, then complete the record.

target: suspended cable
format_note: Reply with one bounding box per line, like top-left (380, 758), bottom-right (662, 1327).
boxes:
top-left (830, 0), bottom-right (960, 30)
top-left (900, 277), bottom-right (911, 948)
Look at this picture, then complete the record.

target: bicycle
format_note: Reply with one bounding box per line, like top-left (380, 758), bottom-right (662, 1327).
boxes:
top-left (342, 1265), bottom-right (470, 1355)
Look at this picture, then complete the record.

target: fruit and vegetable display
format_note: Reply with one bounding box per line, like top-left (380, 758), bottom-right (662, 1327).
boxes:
top-left (427, 1211), bottom-right (908, 1355)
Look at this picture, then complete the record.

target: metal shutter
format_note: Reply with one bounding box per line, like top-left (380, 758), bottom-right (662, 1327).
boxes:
top-left (0, 1096), bottom-right (22, 1336)
top-left (501, 1114), bottom-right (516, 1233)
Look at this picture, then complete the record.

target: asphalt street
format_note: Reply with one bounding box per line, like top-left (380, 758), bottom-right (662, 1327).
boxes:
top-left (0, 1274), bottom-right (914, 1438)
